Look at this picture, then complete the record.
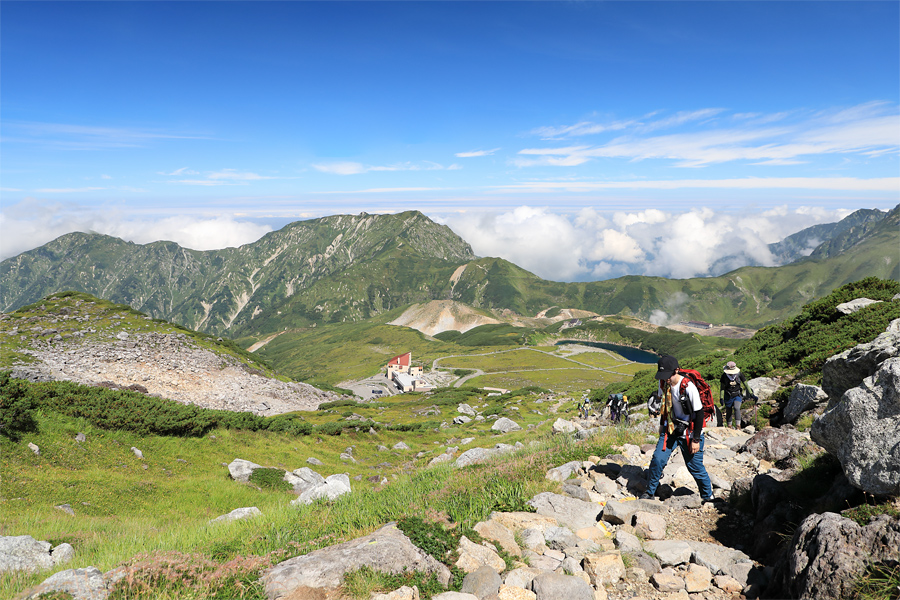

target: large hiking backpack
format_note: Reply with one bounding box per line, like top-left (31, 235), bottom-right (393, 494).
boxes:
top-left (677, 369), bottom-right (716, 427)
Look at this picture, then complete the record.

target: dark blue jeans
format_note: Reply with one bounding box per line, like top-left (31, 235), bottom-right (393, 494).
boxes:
top-left (645, 433), bottom-right (713, 500)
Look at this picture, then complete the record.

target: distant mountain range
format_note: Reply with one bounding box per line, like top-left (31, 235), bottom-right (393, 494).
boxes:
top-left (1, 206), bottom-right (897, 336)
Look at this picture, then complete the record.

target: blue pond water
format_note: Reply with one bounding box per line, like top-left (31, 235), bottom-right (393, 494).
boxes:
top-left (554, 340), bottom-right (659, 364)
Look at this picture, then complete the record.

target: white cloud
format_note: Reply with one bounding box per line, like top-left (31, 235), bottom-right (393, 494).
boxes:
top-left (0, 198), bottom-right (272, 260)
top-left (493, 176), bottom-right (900, 192)
top-left (34, 187), bottom-right (106, 193)
top-left (455, 148), bottom-right (500, 158)
top-left (312, 160), bottom-right (457, 175)
top-left (442, 205), bottom-right (861, 282)
top-left (165, 169), bottom-right (279, 186)
top-left (518, 103), bottom-right (900, 168)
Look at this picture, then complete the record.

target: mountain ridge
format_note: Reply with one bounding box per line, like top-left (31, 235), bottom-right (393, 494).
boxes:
top-left (1, 206), bottom-right (897, 336)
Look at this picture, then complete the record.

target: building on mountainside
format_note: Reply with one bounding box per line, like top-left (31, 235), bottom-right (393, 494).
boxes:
top-left (560, 319), bottom-right (582, 330)
top-left (683, 320), bottom-right (713, 330)
top-left (385, 352), bottom-right (433, 393)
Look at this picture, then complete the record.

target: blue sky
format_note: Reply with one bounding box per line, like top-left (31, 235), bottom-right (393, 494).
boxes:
top-left (1, 1), bottom-right (898, 281)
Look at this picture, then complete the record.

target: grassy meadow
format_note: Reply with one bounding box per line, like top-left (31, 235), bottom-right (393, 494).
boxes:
top-left (0, 387), bottom-right (650, 599)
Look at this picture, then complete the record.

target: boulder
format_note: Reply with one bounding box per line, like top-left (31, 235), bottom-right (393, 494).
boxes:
top-left (284, 467), bottom-right (326, 494)
top-left (497, 584), bottom-right (537, 600)
top-left (782, 384), bottom-right (828, 423)
top-left (782, 512), bottom-right (900, 600)
top-left (742, 427), bottom-right (807, 462)
top-left (474, 520), bottom-right (520, 557)
top-left (812, 357), bottom-right (900, 496)
top-left (453, 415), bottom-right (472, 425)
top-left (686, 541), bottom-right (751, 576)
top-left (456, 536), bottom-right (505, 573)
top-left (650, 567), bottom-right (685, 592)
top-left (551, 418), bottom-right (578, 434)
top-left (460, 565), bottom-right (502, 598)
top-left (458, 403), bottom-right (476, 416)
top-left (821, 318), bottom-right (900, 404)
top-left (582, 552), bottom-right (625, 586)
top-left (527, 492), bottom-right (601, 531)
top-left (633, 512), bottom-right (666, 540)
top-left (528, 572), bottom-right (595, 600)
top-left (748, 377), bottom-right (780, 402)
top-left (835, 297), bottom-right (882, 315)
top-left (491, 417), bottom-right (521, 434)
top-left (545, 460), bottom-right (582, 482)
top-left (0, 536), bottom-right (54, 573)
top-left (455, 444), bottom-right (518, 468)
top-left (227, 458), bottom-right (261, 483)
top-left (291, 474), bottom-right (351, 505)
top-left (209, 507), bottom-right (261, 524)
top-left (25, 566), bottom-right (108, 600)
top-left (262, 523), bottom-right (450, 598)
top-left (642, 540), bottom-right (692, 566)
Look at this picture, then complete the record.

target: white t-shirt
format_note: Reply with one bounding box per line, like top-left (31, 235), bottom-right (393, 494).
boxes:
top-left (658, 376), bottom-right (702, 425)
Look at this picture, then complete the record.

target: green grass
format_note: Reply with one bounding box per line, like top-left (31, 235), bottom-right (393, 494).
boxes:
top-left (0, 400), bottom-right (654, 599)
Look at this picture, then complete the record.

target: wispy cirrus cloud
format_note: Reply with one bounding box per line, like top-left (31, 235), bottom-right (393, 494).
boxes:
top-left (163, 168), bottom-right (282, 186)
top-left (312, 160), bottom-right (460, 175)
top-left (455, 148), bottom-right (501, 158)
top-left (2, 121), bottom-right (210, 150)
top-left (517, 102), bottom-right (900, 168)
top-left (493, 176), bottom-right (899, 193)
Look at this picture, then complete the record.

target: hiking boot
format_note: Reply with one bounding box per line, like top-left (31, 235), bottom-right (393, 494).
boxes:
top-left (702, 496), bottom-right (725, 507)
top-left (639, 492), bottom-right (653, 500)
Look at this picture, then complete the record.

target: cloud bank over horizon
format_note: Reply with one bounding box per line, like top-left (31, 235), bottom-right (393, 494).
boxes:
top-left (1, 198), bottom-right (876, 283)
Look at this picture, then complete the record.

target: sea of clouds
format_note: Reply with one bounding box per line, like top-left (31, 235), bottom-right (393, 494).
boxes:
top-left (0, 198), bottom-right (863, 282)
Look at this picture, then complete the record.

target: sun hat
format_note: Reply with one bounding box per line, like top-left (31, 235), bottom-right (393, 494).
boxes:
top-left (724, 360), bottom-right (740, 375)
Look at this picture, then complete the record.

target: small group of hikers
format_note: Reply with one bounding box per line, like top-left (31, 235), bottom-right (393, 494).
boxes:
top-left (640, 355), bottom-right (757, 505)
top-left (576, 393), bottom-right (628, 422)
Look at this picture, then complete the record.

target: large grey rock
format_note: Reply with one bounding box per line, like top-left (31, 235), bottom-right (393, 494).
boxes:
top-left (227, 458), bottom-right (262, 483)
top-left (25, 566), bottom-right (108, 600)
top-left (836, 297), bottom-right (882, 315)
top-left (543, 526), bottom-right (578, 551)
top-left (284, 467), bottom-right (326, 494)
top-left (209, 506), bottom-right (262, 524)
top-left (821, 318), bottom-right (900, 404)
top-left (455, 444), bottom-right (518, 468)
top-left (526, 492), bottom-right (601, 531)
top-left (291, 473), bottom-right (352, 505)
top-left (742, 427), bottom-right (807, 462)
top-left (262, 523), bottom-right (450, 599)
top-left (551, 418), bottom-right (578, 434)
top-left (783, 384), bottom-right (828, 423)
top-left (748, 377), bottom-right (780, 402)
top-left (811, 357), bottom-right (900, 496)
top-left (601, 498), bottom-right (667, 525)
top-left (0, 536), bottom-right (54, 573)
top-left (458, 403), bottom-right (476, 416)
top-left (545, 460), bottom-right (582, 482)
top-left (784, 512), bottom-right (900, 600)
top-left (528, 572), bottom-right (594, 600)
top-left (686, 540), bottom-right (751, 575)
top-left (642, 540), bottom-right (692, 566)
top-left (491, 417), bottom-right (521, 433)
top-left (460, 565), bottom-right (501, 598)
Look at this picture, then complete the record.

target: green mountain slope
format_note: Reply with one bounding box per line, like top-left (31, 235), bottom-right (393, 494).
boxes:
top-left (768, 207), bottom-right (890, 263)
top-left (1, 207), bottom-right (897, 337)
top-left (0, 211), bottom-right (475, 336)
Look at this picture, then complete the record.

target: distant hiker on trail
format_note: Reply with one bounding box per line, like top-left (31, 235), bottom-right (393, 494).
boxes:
top-left (580, 395), bottom-right (592, 419)
top-left (647, 390), bottom-right (661, 417)
top-left (720, 360), bottom-right (755, 429)
top-left (640, 355), bottom-right (717, 504)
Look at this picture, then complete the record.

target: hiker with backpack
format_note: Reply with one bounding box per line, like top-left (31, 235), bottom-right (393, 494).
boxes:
top-left (720, 360), bottom-right (755, 429)
top-left (640, 355), bottom-right (718, 504)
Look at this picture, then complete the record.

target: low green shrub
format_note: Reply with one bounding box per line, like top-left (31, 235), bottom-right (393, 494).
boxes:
top-left (248, 468), bottom-right (292, 492)
top-left (0, 371), bottom-right (38, 440)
